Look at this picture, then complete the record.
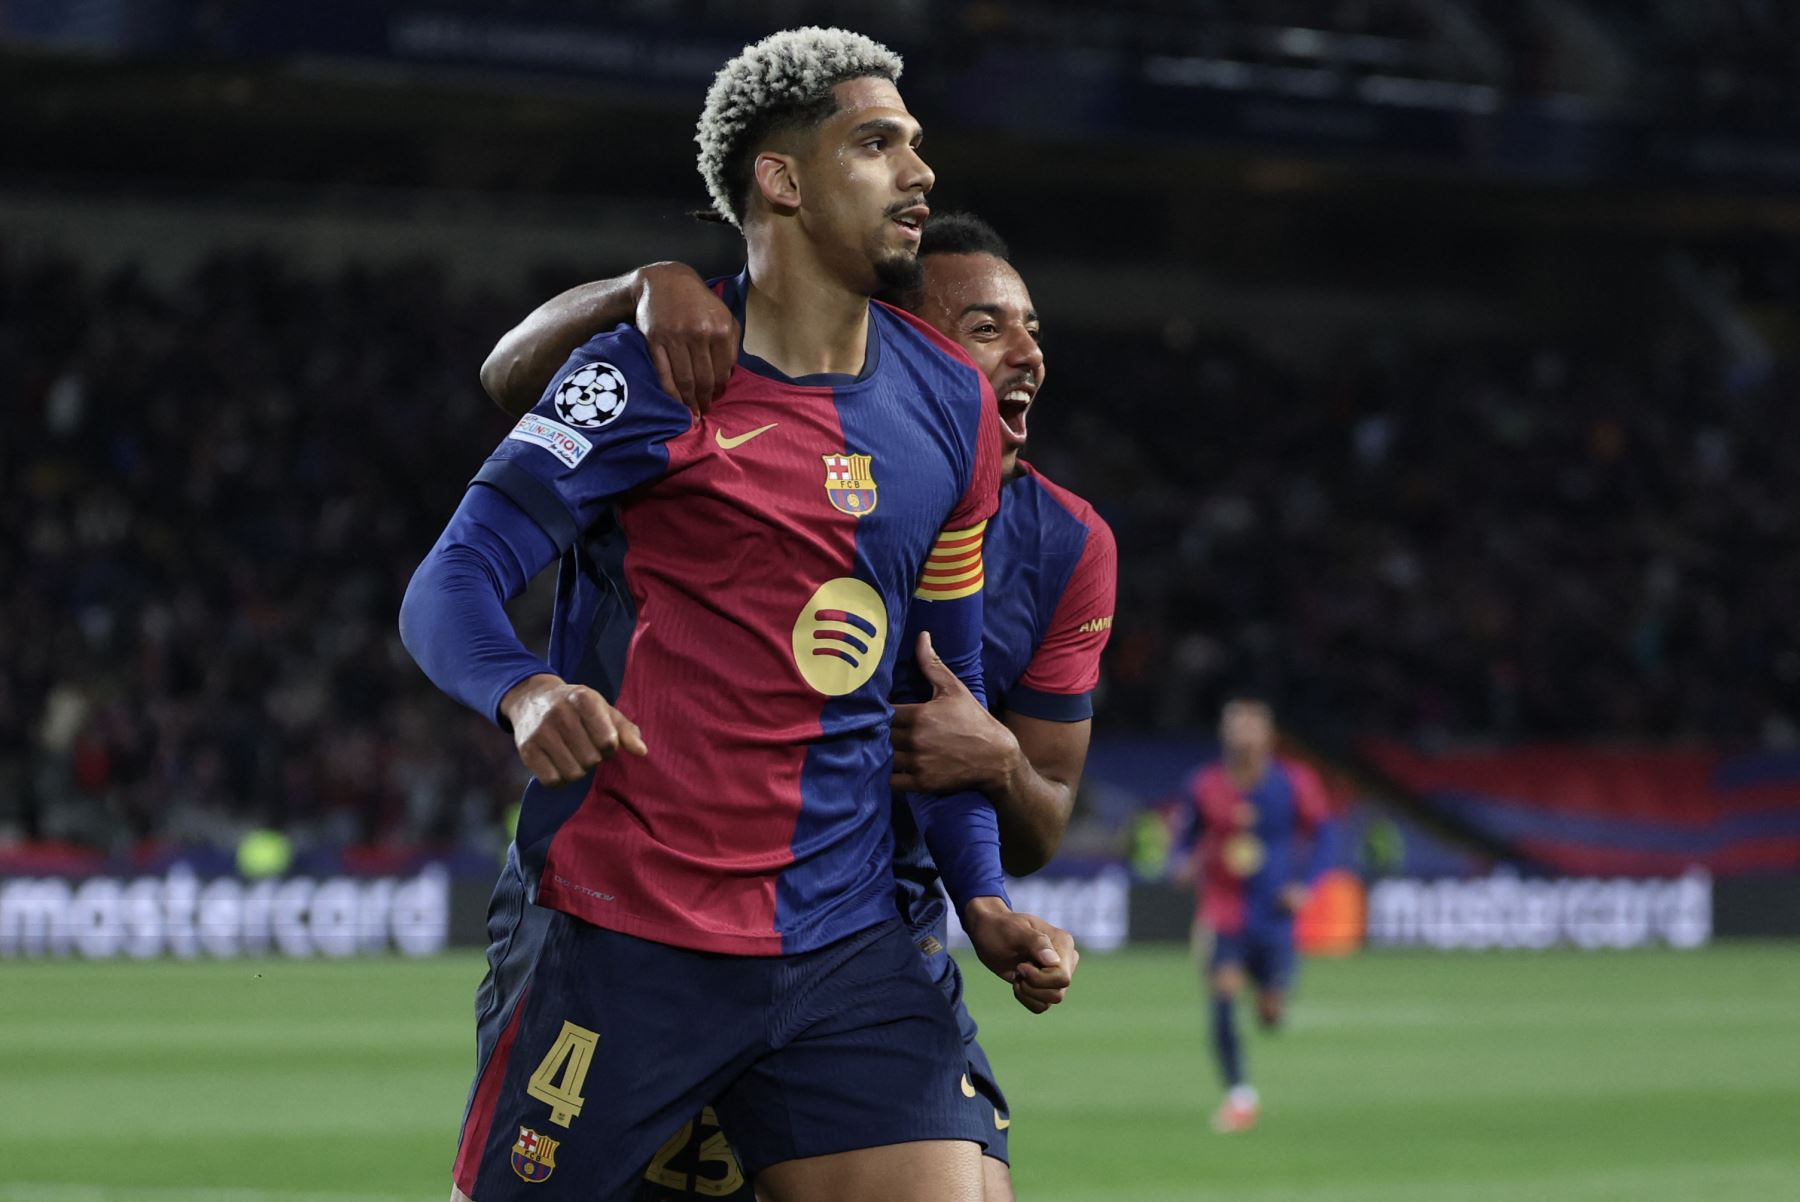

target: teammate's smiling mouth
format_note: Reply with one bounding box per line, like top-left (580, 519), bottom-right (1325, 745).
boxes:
top-left (998, 377), bottom-right (1035, 447)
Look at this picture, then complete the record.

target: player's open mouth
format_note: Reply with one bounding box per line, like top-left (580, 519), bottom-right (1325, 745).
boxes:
top-left (999, 387), bottom-right (1033, 449)
top-left (891, 205), bottom-right (928, 242)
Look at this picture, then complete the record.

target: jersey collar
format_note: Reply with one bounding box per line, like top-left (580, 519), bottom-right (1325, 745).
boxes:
top-left (717, 267), bottom-right (882, 388)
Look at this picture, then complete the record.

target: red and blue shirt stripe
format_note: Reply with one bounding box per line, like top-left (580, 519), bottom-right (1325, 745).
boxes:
top-left (403, 272), bottom-right (1002, 955)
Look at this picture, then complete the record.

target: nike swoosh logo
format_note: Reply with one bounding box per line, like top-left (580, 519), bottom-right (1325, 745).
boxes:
top-left (714, 422), bottom-right (778, 450)
top-left (993, 1112), bottom-right (1011, 1131)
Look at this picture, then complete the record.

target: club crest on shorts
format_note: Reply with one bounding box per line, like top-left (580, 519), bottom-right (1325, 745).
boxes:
top-left (511, 1126), bottom-right (560, 1183)
top-left (822, 453), bottom-right (878, 516)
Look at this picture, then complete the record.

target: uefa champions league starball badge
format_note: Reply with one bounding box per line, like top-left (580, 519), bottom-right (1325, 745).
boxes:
top-left (553, 361), bottom-right (629, 428)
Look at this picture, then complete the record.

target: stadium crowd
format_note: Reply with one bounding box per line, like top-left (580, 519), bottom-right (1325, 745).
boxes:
top-left (3, 243), bottom-right (1796, 849)
top-left (0, 248), bottom-right (525, 849)
top-left (1067, 320), bottom-right (1800, 750)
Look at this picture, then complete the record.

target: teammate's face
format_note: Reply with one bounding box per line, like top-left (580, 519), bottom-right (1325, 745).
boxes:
top-left (801, 78), bottom-right (934, 294)
top-left (915, 253), bottom-right (1045, 478)
top-left (1221, 704), bottom-right (1275, 761)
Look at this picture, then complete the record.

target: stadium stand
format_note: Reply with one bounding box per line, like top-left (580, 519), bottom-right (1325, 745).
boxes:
top-left (0, 248), bottom-right (525, 849)
top-left (5, 230), bottom-right (1797, 850)
top-left (1044, 320), bottom-right (1800, 748)
top-left (5, 1), bottom-right (1800, 858)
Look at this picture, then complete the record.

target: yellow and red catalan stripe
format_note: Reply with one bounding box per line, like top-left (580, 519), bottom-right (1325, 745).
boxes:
top-left (914, 520), bottom-right (987, 601)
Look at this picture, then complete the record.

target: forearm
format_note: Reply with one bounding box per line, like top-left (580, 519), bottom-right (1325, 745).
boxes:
top-left (399, 485), bottom-right (559, 723)
top-left (907, 788), bottom-right (1009, 915)
top-left (991, 753), bottom-right (1075, 877)
top-left (481, 274), bottom-right (642, 416)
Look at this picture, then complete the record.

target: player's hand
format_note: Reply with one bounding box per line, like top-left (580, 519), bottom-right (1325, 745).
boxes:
top-left (500, 673), bottom-right (647, 787)
top-left (1011, 923), bottom-right (1079, 1013)
top-left (962, 896), bottom-right (1077, 1014)
top-left (634, 262), bottom-right (738, 415)
top-left (1280, 883), bottom-right (1309, 915)
top-left (891, 632), bottom-right (1022, 796)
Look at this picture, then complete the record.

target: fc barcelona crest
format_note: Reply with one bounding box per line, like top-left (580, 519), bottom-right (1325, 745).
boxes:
top-left (512, 1126), bottom-right (560, 1183)
top-left (822, 453), bottom-right (878, 517)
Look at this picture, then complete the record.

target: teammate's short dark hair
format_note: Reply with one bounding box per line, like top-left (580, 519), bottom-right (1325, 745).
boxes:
top-left (696, 28), bottom-right (904, 229)
top-left (918, 212), bottom-right (1011, 263)
top-left (872, 211), bottom-right (1014, 310)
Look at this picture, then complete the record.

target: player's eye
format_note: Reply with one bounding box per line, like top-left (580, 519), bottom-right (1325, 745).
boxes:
top-left (863, 137), bottom-right (886, 151)
top-left (972, 322), bottom-right (997, 336)
top-left (1028, 326), bottom-right (1042, 343)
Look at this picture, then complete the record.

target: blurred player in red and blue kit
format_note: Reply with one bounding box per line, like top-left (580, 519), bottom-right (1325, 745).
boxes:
top-left (400, 28), bottom-right (1075, 1202)
top-left (1174, 700), bottom-right (1335, 1133)
top-left (484, 213), bottom-right (1117, 1200)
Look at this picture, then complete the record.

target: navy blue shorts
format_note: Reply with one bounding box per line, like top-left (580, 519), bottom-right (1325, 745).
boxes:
top-left (633, 921), bottom-right (1011, 1201)
top-left (1208, 922), bottom-right (1298, 993)
top-left (921, 929), bottom-right (1012, 1166)
top-left (456, 856), bottom-right (986, 1201)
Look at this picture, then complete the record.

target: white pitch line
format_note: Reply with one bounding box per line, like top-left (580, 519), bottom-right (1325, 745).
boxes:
top-left (0, 1186), bottom-right (434, 1202)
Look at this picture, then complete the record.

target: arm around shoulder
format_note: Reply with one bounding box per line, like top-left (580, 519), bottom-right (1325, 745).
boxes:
top-left (481, 262), bottom-right (737, 418)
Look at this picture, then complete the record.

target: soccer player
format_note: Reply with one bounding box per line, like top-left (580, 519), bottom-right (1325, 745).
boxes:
top-left (483, 213), bottom-right (1118, 1201)
top-left (400, 29), bottom-right (1073, 1202)
top-left (1174, 699), bottom-right (1336, 1133)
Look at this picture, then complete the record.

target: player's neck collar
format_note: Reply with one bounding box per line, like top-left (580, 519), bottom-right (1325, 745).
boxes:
top-left (720, 267), bottom-right (882, 389)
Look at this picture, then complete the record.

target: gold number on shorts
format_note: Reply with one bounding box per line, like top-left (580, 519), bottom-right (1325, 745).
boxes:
top-left (644, 1120), bottom-right (693, 1190)
top-left (696, 1122), bottom-right (746, 1197)
top-left (526, 1020), bottom-right (598, 1128)
top-left (643, 1107), bottom-right (745, 1196)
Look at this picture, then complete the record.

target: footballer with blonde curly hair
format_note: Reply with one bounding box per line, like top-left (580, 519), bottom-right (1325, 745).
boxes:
top-left (405, 27), bottom-right (1077, 1202)
top-left (481, 211), bottom-right (1118, 1202)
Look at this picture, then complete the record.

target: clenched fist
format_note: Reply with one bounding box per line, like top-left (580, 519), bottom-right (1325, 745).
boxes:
top-left (963, 896), bottom-right (1080, 1014)
top-left (500, 674), bottom-right (647, 787)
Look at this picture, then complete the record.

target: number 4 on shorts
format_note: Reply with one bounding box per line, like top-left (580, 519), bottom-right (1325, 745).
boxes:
top-left (527, 1020), bottom-right (599, 1128)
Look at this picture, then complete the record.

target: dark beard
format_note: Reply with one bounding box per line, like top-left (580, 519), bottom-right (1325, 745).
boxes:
top-left (872, 250), bottom-right (924, 309)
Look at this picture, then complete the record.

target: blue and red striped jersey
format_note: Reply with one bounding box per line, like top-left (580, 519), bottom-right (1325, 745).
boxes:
top-left (475, 270), bottom-right (1001, 955)
top-left (978, 462), bottom-right (1117, 721)
top-left (893, 461), bottom-right (1117, 938)
top-left (1182, 758), bottom-right (1333, 935)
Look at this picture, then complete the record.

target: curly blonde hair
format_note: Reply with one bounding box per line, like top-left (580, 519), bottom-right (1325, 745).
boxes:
top-left (695, 27), bottom-right (904, 229)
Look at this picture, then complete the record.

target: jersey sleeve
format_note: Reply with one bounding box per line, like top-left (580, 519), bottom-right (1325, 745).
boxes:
top-left (399, 484), bottom-right (561, 724)
top-left (944, 373), bottom-right (1003, 531)
top-left (1288, 761), bottom-right (1337, 884)
top-left (1170, 770), bottom-right (1207, 855)
top-left (894, 371), bottom-right (1008, 912)
top-left (1010, 515), bottom-right (1117, 722)
top-left (474, 326), bottom-right (694, 551)
top-left (1289, 761), bottom-right (1333, 833)
top-left (901, 366), bottom-right (1003, 700)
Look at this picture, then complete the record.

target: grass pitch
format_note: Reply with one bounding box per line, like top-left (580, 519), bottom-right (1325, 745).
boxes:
top-left (2, 944), bottom-right (1796, 1202)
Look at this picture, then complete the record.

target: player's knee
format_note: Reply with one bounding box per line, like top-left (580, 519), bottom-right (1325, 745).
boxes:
top-left (1257, 991), bottom-right (1286, 1028)
top-left (982, 1155), bottom-right (1017, 1202)
top-left (449, 1188), bottom-right (476, 1202)
top-left (1210, 964), bottom-right (1245, 999)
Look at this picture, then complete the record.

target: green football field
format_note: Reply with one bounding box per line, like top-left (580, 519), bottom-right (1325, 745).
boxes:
top-left (3, 944), bottom-right (1797, 1202)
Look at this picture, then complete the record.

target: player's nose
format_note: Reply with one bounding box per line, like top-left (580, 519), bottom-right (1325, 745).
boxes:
top-left (1008, 328), bottom-right (1043, 371)
top-left (899, 144), bottom-right (935, 196)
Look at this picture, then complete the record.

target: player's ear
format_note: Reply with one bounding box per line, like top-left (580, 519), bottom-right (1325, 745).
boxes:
top-left (752, 151), bottom-right (802, 216)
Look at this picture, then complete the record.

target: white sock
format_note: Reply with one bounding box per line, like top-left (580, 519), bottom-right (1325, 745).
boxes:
top-left (1228, 1084), bottom-right (1260, 1109)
